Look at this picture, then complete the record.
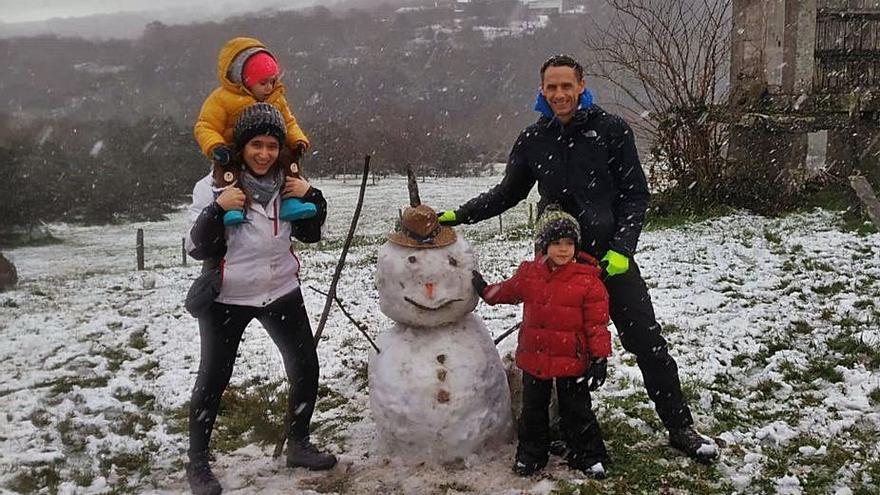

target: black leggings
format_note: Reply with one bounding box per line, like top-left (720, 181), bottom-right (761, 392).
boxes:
top-left (188, 288), bottom-right (318, 457)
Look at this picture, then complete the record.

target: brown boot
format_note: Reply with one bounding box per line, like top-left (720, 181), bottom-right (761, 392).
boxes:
top-left (286, 438), bottom-right (337, 470)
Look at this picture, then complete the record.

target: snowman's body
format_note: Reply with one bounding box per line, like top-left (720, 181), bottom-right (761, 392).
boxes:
top-left (370, 236), bottom-right (513, 463)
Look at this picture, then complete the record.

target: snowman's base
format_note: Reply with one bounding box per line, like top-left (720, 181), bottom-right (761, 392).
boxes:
top-left (369, 314), bottom-right (513, 464)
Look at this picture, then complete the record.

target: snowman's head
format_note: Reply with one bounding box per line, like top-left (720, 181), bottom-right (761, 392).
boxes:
top-left (377, 236), bottom-right (479, 328)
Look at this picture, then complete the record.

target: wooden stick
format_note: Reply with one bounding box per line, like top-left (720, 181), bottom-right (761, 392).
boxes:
top-left (309, 286), bottom-right (380, 353)
top-left (274, 155), bottom-right (371, 459)
top-left (313, 154), bottom-right (371, 345)
top-left (493, 321), bottom-right (522, 346)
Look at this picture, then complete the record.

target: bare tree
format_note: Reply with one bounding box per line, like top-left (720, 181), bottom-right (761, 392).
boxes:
top-left (584, 0), bottom-right (731, 205)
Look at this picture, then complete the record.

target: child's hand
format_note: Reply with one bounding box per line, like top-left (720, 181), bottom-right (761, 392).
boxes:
top-left (216, 187), bottom-right (245, 211)
top-left (586, 358), bottom-right (607, 391)
top-left (284, 176), bottom-right (311, 199)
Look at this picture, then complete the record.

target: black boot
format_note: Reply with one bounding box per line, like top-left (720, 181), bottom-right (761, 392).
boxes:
top-left (669, 426), bottom-right (718, 464)
top-left (512, 445), bottom-right (548, 477)
top-left (286, 438), bottom-right (337, 470)
top-left (186, 455), bottom-right (222, 495)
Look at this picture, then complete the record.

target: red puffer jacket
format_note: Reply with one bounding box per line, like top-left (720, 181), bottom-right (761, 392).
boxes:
top-left (482, 252), bottom-right (611, 378)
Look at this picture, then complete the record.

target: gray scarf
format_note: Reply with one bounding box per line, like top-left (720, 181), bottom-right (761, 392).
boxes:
top-left (240, 169), bottom-right (282, 208)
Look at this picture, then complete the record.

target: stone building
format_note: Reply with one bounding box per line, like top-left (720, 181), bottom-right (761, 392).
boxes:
top-left (728, 0), bottom-right (880, 189)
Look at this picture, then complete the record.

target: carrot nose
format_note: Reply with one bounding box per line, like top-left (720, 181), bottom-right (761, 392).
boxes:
top-left (425, 283), bottom-right (434, 299)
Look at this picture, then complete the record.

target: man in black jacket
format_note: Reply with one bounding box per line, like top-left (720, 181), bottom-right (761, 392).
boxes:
top-left (439, 55), bottom-right (717, 466)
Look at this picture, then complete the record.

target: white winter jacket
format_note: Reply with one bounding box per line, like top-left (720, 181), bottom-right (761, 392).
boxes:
top-left (185, 174), bottom-right (324, 307)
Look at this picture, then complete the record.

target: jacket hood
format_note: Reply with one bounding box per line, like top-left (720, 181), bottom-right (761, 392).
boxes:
top-left (216, 37), bottom-right (283, 97)
top-left (533, 89), bottom-right (594, 119)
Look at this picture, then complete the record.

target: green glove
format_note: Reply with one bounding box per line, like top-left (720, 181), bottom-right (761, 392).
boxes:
top-left (437, 210), bottom-right (461, 226)
top-left (601, 249), bottom-right (630, 277)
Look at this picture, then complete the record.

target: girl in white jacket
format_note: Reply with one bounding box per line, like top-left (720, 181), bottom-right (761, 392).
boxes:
top-left (184, 103), bottom-right (334, 495)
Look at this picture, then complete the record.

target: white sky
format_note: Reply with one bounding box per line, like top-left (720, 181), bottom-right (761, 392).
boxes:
top-left (0, 0), bottom-right (310, 24)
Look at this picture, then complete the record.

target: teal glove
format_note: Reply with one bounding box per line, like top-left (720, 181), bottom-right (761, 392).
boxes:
top-left (437, 210), bottom-right (461, 226)
top-left (600, 250), bottom-right (630, 277)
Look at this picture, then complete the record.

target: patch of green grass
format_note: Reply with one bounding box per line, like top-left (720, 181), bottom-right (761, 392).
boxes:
top-left (128, 328), bottom-right (148, 350)
top-left (870, 388), bottom-right (880, 406)
top-left (576, 415), bottom-right (731, 494)
top-left (49, 374), bottom-right (109, 395)
top-left (763, 229), bottom-right (782, 244)
top-left (643, 204), bottom-right (734, 231)
top-left (315, 385), bottom-right (348, 413)
top-left (134, 360), bottom-right (160, 379)
top-left (210, 379), bottom-right (288, 452)
top-left (114, 389), bottom-right (156, 410)
top-left (805, 359), bottom-right (845, 383)
top-left (826, 333), bottom-right (880, 370)
top-left (110, 409), bottom-right (157, 438)
top-left (6, 464), bottom-right (62, 493)
top-left (755, 379), bottom-right (782, 399)
top-left (789, 320), bottom-right (813, 335)
top-left (731, 353), bottom-right (750, 367)
top-left (853, 299), bottom-right (875, 310)
top-left (812, 281), bottom-right (847, 295)
top-left (100, 347), bottom-right (132, 372)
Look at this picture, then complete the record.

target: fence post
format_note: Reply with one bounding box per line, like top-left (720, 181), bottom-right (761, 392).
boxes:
top-left (499, 215), bottom-right (503, 234)
top-left (181, 237), bottom-right (187, 267)
top-left (528, 203), bottom-right (534, 227)
top-left (136, 229), bottom-right (144, 271)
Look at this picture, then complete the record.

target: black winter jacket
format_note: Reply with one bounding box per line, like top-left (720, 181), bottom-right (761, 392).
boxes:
top-left (459, 105), bottom-right (649, 258)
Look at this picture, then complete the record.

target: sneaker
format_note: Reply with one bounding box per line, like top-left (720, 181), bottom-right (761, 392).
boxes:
top-left (186, 458), bottom-right (222, 495)
top-left (669, 426), bottom-right (718, 464)
top-left (286, 438), bottom-right (338, 470)
top-left (512, 458), bottom-right (547, 477)
top-left (580, 461), bottom-right (606, 479)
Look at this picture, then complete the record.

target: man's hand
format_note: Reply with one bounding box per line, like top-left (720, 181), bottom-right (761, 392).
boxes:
top-left (471, 270), bottom-right (488, 299)
top-left (600, 250), bottom-right (630, 277)
top-left (211, 145), bottom-right (231, 166)
top-left (585, 358), bottom-right (607, 391)
top-left (437, 210), bottom-right (461, 226)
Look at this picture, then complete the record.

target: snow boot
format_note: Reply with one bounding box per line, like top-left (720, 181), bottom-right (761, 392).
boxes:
top-left (669, 426), bottom-right (718, 464)
top-left (279, 198), bottom-right (317, 222)
top-left (286, 438), bottom-right (337, 470)
top-left (512, 458), bottom-right (547, 477)
top-left (186, 455), bottom-right (222, 495)
top-left (223, 209), bottom-right (245, 226)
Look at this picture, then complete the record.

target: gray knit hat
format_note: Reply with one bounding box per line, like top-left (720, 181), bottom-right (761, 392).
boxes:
top-left (233, 103), bottom-right (286, 151)
top-left (534, 205), bottom-right (580, 253)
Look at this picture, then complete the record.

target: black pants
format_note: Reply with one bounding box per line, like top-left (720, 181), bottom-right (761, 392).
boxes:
top-left (188, 288), bottom-right (319, 458)
top-left (518, 372), bottom-right (607, 467)
top-left (604, 260), bottom-right (693, 429)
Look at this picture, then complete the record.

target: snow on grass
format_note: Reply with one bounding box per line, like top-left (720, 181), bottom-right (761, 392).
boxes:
top-left (1, 176), bottom-right (879, 494)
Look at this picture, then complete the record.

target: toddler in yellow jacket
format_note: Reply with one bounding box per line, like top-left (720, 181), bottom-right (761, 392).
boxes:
top-left (194, 37), bottom-right (314, 224)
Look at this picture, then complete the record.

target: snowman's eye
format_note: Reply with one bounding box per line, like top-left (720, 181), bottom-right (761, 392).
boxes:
top-left (408, 256), bottom-right (417, 263)
top-left (448, 256), bottom-right (458, 267)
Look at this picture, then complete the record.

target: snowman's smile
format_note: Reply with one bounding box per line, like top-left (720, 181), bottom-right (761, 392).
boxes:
top-left (404, 296), bottom-right (463, 311)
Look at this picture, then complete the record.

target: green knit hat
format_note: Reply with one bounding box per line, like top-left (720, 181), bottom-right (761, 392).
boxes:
top-left (534, 205), bottom-right (580, 253)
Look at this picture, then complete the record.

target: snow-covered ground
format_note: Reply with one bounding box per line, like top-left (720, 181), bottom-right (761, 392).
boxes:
top-left (1, 175), bottom-right (879, 494)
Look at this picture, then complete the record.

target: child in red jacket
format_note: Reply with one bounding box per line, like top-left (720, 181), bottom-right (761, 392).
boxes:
top-left (472, 206), bottom-right (611, 478)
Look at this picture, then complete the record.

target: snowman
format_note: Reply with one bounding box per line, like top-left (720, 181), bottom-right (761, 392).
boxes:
top-left (368, 186), bottom-right (513, 464)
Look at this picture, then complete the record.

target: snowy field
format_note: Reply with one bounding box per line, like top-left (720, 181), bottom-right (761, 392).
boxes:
top-left (1, 174), bottom-right (879, 494)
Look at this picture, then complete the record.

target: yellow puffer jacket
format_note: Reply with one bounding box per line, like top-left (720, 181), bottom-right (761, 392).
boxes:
top-left (193, 37), bottom-right (310, 157)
